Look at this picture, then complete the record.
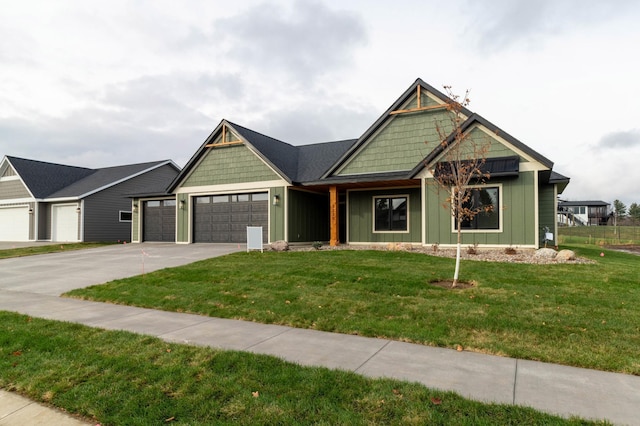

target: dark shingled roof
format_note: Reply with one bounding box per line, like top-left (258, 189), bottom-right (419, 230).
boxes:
top-left (170, 78), bottom-right (568, 191)
top-left (231, 122), bottom-right (357, 183)
top-left (6, 156), bottom-right (176, 199)
top-left (559, 200), bottom-right (609, 207)
top-left (170, 120), bottom-right (358, 190)
top-left (229, 121), bottom-right (300, 181)
top-left (296, 139), bottom-right (357, 183)
top-left (47, 161), bottom-right (174, 198)
top-left (7, 156), bottom-right (95, 198)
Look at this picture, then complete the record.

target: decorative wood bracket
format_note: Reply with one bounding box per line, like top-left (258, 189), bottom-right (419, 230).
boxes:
top-left (205, 124), bottom-right (243, 148)
top-left (390, 84), bottom-right (448, 115)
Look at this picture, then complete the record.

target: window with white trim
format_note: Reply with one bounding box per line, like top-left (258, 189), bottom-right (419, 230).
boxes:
top-left (455, 186), bottom-right (500, 230)
top-left (119, 211), bottom-right (133, 222)
top-left (374, 196), bottom-right (408, 232)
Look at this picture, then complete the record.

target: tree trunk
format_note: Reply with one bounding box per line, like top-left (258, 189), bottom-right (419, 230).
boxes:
top-left (453, 218), bottom-right (462, 288)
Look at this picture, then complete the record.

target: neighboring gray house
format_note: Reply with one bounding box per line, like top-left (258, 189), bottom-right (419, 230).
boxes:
top-left (558, 200), bottom-right (611, 226)
top-left (0, 156), bottom-right (179, 242)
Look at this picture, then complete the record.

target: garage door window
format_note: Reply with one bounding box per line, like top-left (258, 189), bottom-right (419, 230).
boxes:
top-left (252, 193), bottom-right (269, 201)
top-left (212, 195), bottom-right (228, 203)
top-left (164, 200), bottom-right (176, 207)
top-left (232, 194), bottom-right (250, 202)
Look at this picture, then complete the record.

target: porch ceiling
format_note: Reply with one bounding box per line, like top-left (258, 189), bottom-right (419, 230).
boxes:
top-left (298, 178), bottom-right (421, 193)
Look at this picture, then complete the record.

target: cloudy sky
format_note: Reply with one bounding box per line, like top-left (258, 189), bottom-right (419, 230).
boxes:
top-left (2, 0), bottom-right (639, 206)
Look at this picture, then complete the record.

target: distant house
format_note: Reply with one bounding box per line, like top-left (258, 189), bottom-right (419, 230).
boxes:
top-left (132, 78), bottom-right (570, 249)
top-left (0, 156), bottom-right (179, 242)
top-left (558, 200), bottom-right (610, 226)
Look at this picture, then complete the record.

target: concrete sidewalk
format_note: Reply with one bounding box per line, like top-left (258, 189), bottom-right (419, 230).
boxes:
top-left (0, 244), bottom-right (639, 425)
top-left (1, 293), bottom-right (639, 425)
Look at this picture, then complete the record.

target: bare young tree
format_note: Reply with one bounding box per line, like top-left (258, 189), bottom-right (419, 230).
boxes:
top-left (430, 87), bottom-right (492, 288)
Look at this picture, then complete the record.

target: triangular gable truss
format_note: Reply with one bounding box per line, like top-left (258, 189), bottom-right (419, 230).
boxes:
top-left (323, 79), bottom-right (472, 179)
top-left (389, 84), bottom-right (448, 116)
top-left (167, 120), bottom-right (294, 192)
top-left (204, 123), bottom-right (243, 148)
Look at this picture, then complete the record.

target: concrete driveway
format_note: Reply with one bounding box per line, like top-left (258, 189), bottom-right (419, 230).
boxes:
top-left (0, 243), bottom-right (243, 296)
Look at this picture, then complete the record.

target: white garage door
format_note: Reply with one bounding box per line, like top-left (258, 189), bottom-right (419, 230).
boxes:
top-left (52, 204), bottom-right (80, 242)
top-left (0, 206), bottom-right (30, 241)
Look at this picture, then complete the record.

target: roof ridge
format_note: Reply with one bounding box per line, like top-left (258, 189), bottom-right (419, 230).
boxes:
top-left (7, 155), bottom-right (93, 171)
top-left (225, 120), bottom-right (295, 148)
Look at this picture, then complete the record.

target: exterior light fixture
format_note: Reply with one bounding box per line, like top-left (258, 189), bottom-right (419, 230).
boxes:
top-left (28, 207), bottom-right (34, 214)
top-left (132, 203), bottom-right (138, 213)
top-left (179, 199), bottom-right (186, 209)
top-left (76, 207), bottom-right (81, 214)
top-left (272, 195), bottom-right (280, 206)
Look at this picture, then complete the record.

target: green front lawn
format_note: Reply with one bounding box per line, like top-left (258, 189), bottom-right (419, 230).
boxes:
top-left (0, 242), bottom-right (115, 259)
top-left (67, 244), bottom-right (640, 375)
top-left (0, 312), bottom-right (599, 425)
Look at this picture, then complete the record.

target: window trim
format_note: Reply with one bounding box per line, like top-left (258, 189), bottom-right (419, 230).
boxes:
top-left (372, 194), bottom-right (410, 234)
top-left (450, 184), bottom-right (503, 233)
top-left (119, 210), bottom-right (133, 223)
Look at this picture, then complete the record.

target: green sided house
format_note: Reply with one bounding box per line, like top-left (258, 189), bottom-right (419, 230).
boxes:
top-left (131, 78), bottom-right (569, 249)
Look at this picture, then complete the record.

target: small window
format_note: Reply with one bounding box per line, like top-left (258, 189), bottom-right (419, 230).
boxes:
top-left (164, 200), bottom-right (176, 207)
top-left (212, 195), bottom-right (229, 203)
top-left (374, 196), bottom-right (408, 232)
top-left (119, 211), bottom-right (132, 222)
top-left (232, 194), bottom-right (250, 202)
top-left (252, 192), bottom-right (268, 201)
top-left (196, 197), bottom-right (211, 204)
top-left (146, 201), bottom-right (161, 207)
top-left (457, 187), bottom-right (500, 230)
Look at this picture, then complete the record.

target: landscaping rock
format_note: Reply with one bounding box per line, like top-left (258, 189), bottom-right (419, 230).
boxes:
top-left (556, 249), bottom-right (576, 261)
top-left (270, 240), bottom-right (289, 252)
top-left (534, 248), bottom-right (557, 259)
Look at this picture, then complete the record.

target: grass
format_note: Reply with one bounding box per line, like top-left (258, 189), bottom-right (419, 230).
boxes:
top-left (66, 244), bottom-right (640, 375)
top-left (558, 225), bottom-right (640, 245)
top-left (0, 242), bottom-right (115, 259)
top-left (0, 311), bottom-right (600, 425)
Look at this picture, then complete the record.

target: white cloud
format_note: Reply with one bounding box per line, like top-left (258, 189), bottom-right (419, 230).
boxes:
top-left (1, 0), bottom-right (639, 207)
top-left (213, 1), bottom-right (367, 83)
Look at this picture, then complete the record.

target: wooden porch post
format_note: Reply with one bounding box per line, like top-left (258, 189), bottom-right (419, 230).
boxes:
top-left (329, 185), bottom-right (339, 246)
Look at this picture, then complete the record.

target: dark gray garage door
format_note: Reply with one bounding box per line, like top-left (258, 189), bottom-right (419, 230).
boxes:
top-left (193, 193), bottom-right (268, 243)
top-left (143, 200), bottom-right (176, 242)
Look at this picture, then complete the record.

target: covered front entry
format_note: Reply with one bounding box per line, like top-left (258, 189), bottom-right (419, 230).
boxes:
top-left (143, 200), bottom-right (176, 242)
top-left (193, 192), bottom-right (268, 243)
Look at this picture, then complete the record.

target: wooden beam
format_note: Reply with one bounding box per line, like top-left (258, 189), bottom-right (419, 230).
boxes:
top-left (417, 85), bottom-right (421, 109)
top-left (205, 140), bottom-right (243, 148)
top-left (329, 186), bottom-right (339, 246)
top-left (389, 103), bottom-right (447, 115)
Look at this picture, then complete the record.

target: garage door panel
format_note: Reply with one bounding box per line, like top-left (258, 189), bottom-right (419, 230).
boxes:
top-left (231, 214), bottom-right (250, 223)
top-left (232, 204), bottom-right (250, 212)
top-left (212, 204), bottom-right (230, 213)
top-left (0, 206), bottom-right (30, 241)
top-left (193, 192), bottom-right (268, 243)
top-left (143, 200), bottom-right (176, 242)
top-left (52, 204), bottom-right (79, 242)
top-left (252, 213), bottom-right (268, 222)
